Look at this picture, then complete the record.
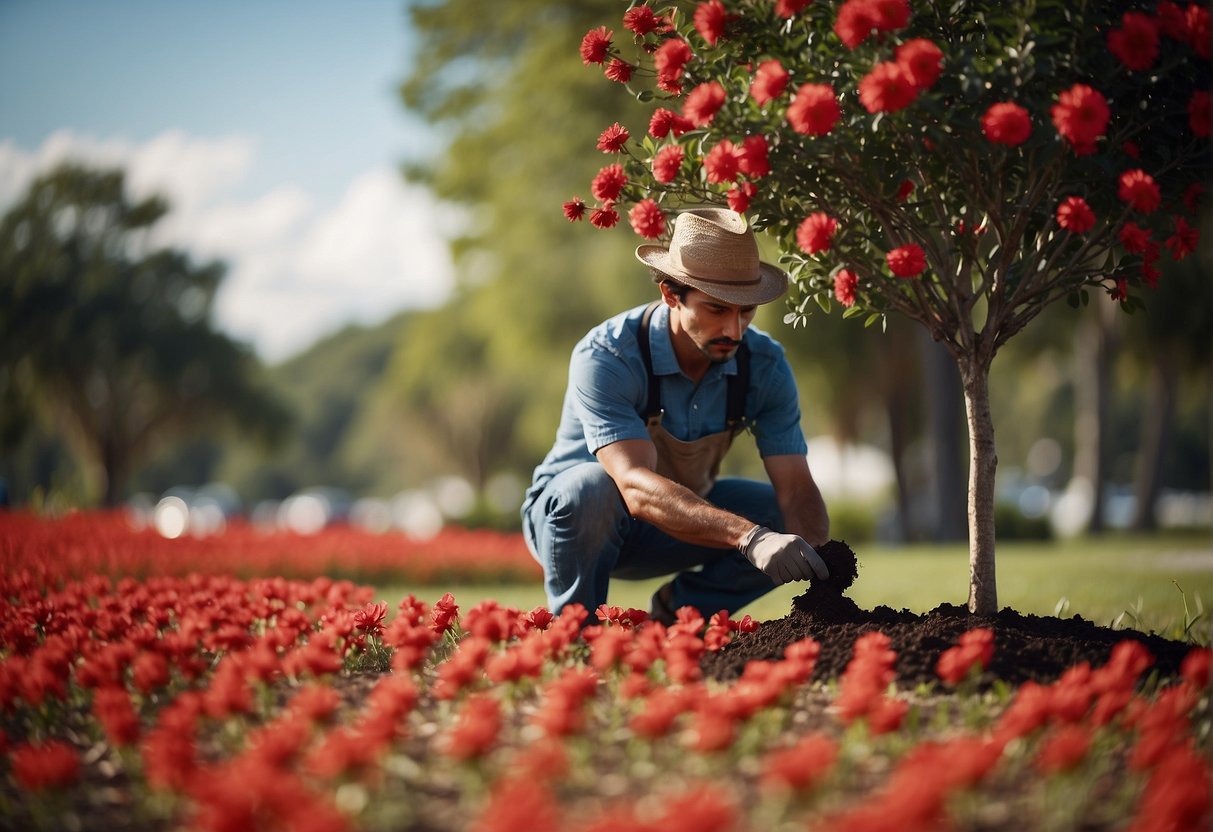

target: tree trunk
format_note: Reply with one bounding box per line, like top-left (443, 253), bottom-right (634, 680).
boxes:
top-left (959, 357), bottom-right (998, 615)
top-left (1072, 301), bottom-right (1115, 533)
top-left (1131, 354), bottom-right (1178, 531)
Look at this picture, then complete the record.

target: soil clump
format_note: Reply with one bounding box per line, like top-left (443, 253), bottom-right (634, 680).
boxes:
top-left (703, 539), bottom-right (1196, 688)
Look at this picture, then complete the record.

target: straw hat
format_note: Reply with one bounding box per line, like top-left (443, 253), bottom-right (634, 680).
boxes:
top-left (635, 207), bottom-right (788, 305)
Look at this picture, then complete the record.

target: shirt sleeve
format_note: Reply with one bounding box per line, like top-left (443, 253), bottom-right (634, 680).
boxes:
top-left (569, 337), bottom-right (650, 455)
top-left (750, 344), bottom-right (809, 458)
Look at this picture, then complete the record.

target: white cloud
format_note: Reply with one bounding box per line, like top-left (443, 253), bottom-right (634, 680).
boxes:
top-left (0, 131), bottom-right (458, 362)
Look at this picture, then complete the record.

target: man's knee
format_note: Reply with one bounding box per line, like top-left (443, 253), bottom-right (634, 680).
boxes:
top-left (535, 463), bottom-right (627, 547)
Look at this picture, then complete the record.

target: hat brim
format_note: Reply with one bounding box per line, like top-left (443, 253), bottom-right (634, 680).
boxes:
top-left (636, 244), bottom-right (788, 306)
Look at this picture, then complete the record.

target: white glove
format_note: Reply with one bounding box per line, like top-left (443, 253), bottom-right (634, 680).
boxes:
top-left (740, 526), bottom-right (829, 585)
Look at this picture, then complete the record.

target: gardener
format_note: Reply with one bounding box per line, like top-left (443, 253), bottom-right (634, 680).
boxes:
top-left (521, 206), bottom-right (830, 624)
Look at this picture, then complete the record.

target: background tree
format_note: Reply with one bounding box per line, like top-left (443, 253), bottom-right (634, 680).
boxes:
top-left (0, 163), bottom-right (290, 506)
top-left (569, 0), bottom-right (1208, 612)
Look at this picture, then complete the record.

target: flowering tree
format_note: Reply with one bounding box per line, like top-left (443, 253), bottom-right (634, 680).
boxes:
top-left (566, 0), bottom-right (1209, 613)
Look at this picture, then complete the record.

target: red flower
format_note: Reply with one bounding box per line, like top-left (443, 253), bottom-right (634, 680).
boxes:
top-left (623, 5), bottom-right (663, 35)
top-left (1056, 196), bottom-right (1095, 233)
top-left (354, 600), bottom-right (388, 635)
top-left (834, 269), bottom-right (858, 307)
top-left (1118, 221), bottom-right (1152, 253)
top-left (895, 179), bottom-right (915, 201)
top-left (1108, 11), bottom-right (1159, 71)
top-left (776, 0), bottom-right (812, 17)
top-left (1181, 647), bottom-right (1211, 689)
top-left (760, 732), bottom-right (839, 793)
top-left (1035, 724), bottom-right (1092, 774)
top-left (727, 181), bottom-right (757, 214)
top-left (750, 59), bottom-right (790, 106)
top-left (604, 58), bottom-right (633, 84)
top-left (796, 212), bottom-right (839, 254)
top-left (936, 628), bottom-right (995, 685)
top-left (430, 591), bottom-right (459, 633)
top-left (1118, 168), bottom-right (1161, 214)
top-left (1165, 216), bottom-right (1199, 260)
top-left (596, 122), bottom-right (630, 153)
top-left (1183, 182), bottom-right (1205, 214)
top-left (683, 81), bottom-right (727, 127)
top-left (649, 108), bottom-right (692, 138)
top-left (591, 163), bottom-right (627, 202)
top-left (563, 197), bottom-right (587, 222)
top-left (580, 27), bottom-right (612, 66)
top-left (652, 145), bottom-right (685, 183)
top-left (653, 38), bottom-right (693, 86)
top-left (523, 607), bottom-right (554, 631)
top-left (442, 694), bottom-right (502, 761)
top-left (11, 740), bottom-right (79, 790)
top-left (93, 685), bottom-right (141, 746)
top-left (859, 62), bottom-right (916, 114)
top-left (887, 243), bottom-right (927, 277)
top-left (693, 0), bottom-right (729, 45)
top-left (1110, 277), bottom-right (1129, 301)
top-left (1051, 84), bottom-right (1110, 154)
top-left (981, 102), bottom-right (1032, 146)
top-left (703, 139), bottom-right (741, 183)
top-left (871, 0), bottom-right (911, 31)
top-left (787, 83), bottom-right (841, 135)
top-left (896, 39), bottom-right (943, 90)
top-left (835, 0), bottom-right (880, 49)
top-left (738, 135), bottom-right (770, 178)
top-left (1155, 1), bottom-right (1188, 42)
top-left (1189, 90), bottom-right (1211, 138)
top-left (590, 206), bottom-right (620, 228)
top-left (1189, 4), bottom-right (1210, 59)
top-left (1123, 141), bottom-right (1141, 159)
top-left (629, 199), bottom-right (666, 239)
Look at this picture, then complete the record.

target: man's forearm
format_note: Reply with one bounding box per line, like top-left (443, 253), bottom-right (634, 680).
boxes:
top-left (778, 486), bottom-right (830, 548)
top-left (615, 467), bottom-right (756, 549)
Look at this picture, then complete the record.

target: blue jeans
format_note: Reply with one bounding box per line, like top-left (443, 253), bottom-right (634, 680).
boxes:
top-left (521, 462), bottom-right (784, 618)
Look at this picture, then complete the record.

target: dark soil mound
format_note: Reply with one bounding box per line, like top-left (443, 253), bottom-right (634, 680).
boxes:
top-left (704, 540), bottom-right (1197, 688)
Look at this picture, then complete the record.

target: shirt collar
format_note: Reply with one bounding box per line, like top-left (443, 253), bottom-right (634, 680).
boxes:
top-left (649, 303), bottom-right (738, 379)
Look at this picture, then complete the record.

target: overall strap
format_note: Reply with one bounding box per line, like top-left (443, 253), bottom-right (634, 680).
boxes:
top-left (638, 300), bottom-right (749, 430)
top-left (637, 301), bottom-right (663, 420)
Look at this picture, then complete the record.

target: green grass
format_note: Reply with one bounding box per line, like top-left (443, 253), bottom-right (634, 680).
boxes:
top-left (375, 531), bottom-right (1213, 642)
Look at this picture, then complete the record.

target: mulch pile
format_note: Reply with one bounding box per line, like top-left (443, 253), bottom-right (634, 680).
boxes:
top-left (703, 540), bottom-right (1197, 688)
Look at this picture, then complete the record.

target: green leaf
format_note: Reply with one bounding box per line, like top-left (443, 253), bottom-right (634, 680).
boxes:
top-left (814, 294), bottom-right (832, 314)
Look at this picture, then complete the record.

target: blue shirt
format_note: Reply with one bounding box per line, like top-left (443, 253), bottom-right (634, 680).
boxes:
top-left (523, 303), bottom-right (807, 509)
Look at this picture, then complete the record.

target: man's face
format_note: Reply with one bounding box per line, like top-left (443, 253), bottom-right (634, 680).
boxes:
top-left (668, 287), bottom-right (758, 365)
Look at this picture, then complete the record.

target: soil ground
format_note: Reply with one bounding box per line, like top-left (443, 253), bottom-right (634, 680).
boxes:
top-left (703, 540), bottom-right (1198, 687)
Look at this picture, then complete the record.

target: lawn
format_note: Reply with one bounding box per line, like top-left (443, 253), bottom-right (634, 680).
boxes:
top-left (377, 532), bottom-right (1213, 642)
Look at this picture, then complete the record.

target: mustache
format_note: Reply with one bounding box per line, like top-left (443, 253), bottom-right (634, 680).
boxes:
top-left (710, 338), bottom-right (741, 348)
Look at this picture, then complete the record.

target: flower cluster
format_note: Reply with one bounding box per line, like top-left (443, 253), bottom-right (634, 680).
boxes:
top-left (569, 0), bottom-right (1209, 319)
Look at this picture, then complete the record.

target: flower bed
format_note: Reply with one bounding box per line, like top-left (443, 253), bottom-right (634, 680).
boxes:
top-left (1, 567), bottom-right (1209, 831)
top-left (0, 511), bottom-right (540, 585)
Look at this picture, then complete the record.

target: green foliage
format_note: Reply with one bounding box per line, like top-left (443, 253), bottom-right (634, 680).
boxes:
top-left (0, 163), bottom-right (290, 506)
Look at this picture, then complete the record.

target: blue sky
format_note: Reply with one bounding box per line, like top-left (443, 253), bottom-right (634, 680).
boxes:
top-left (0, 0), bottom-right (456, 361)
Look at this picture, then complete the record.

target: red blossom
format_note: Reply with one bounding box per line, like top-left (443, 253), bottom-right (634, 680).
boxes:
top-left (1183, 182), bottom-right (1205, 214)
top-left (1156, 1), bottom-right (1188, 41)
top-left (596, 122), bottom-right (630, 153)
top-left (1189, 90), bottom-right (1211, 138)
top-left (761, 732), bottom-right (839, 793)
top-left (835, 0), bottom-right (879, 49)
top-left (430, 592), bottom-right (460, 633)
top-left (591, 163), bottom-right (627, 202)
top-left (653, 38), bottom-right (693, 87)
top-left (649, 108), bottom-right (693, 138)
top-left (1051, 84), bottom-right (1110, 154)
top-left (895, 179), bottom-right (915, 201)
top-left (858, 62), bottom-right (917, 114)
top-left (442, 694), bottom-right (502, 761)
top-left (787, 83), bottom-right (841, 135)
top-left (981, 102), bottom-right (1032, 146)
top-left (776, 0), bottom-right (813, 17)
top-left (652, 144), bottom-right (685, 183)
top-left (1118, 168), bottom-right (1161, 213)
top-left (563, 197), bottom-right (587, 222)
top-left (1108, 11), bottom-right (1160, 71)
top-left (870, 0), bottom-right (911, 30)
top-left (727, 181), bottom-right (757, 213)
top-left (703, 139), bottom-right (741, 183)
top-left (629, 199), bottom-right (666, 239)
top-left (354, 600), bottom-right (388, 635)
top-left (1181, 647), bottom-right (1211, 689)
top-left (1118, 221), bottom-right (1152, 253)
top-left (590, 205), bottom-right (620, 228)
top-left (896, 38), bottom-right (943, 90)
top-left (604, 58), bottom-right (633, 84)
top-left (1189, 4), bottom-right (1210, 58)
top-left (11, 740), bottom-right (80, 790)
top-left (579, 27), bottom-right (612, 66)
top-left (693, 0), bottom-right (729, 45)
top-left (738, 135), bottom-right (770, 178)
top-left (887, 243), bottom-right (927, 277)
top-left (623, 5), bottom-right (664, 35)
top-left (936, 628), bottom-right (995, 685)
top-left (796, 212), bottom-right (839, 254)
top-left (834, 269), bottom-right (858, 307)
top-left (683, 81), bottom-right (727, 127)
top-left (1056, 196), bottom-right (1096, 233)
top-left (750, 59), bottom-right (790, 106)
top-left (1035, 724), bottom-right (1093, 774)
top-left (1165, 216), bottom-right (1199, 260)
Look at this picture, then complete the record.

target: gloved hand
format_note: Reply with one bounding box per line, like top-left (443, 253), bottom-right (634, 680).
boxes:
top-left (740, 526), bottom-right (829, 585)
